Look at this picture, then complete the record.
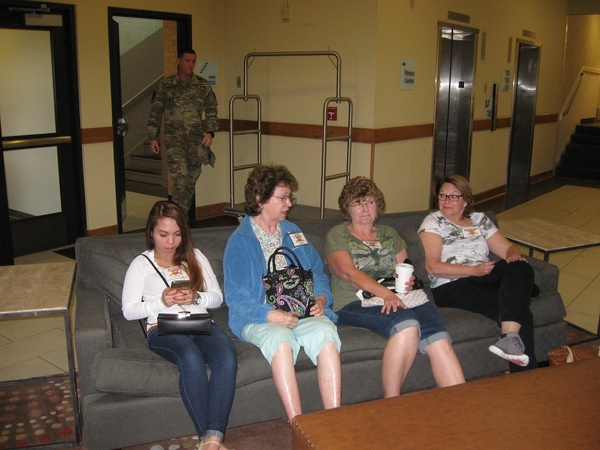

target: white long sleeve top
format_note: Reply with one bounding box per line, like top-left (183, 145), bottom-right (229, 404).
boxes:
top-left (122, 249), bottom-right (223, 331)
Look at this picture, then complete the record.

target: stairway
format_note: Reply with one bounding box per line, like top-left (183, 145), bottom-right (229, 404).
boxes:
top-left (555, 122), bottom-right (600, 181)
top-left (125, 143), bottom-right (167, 197)
top-left (120, 28), bottom-right (167, 197)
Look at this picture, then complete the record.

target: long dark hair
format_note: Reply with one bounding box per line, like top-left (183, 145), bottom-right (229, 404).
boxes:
top-left (145, 201), bottom-right (204, 292)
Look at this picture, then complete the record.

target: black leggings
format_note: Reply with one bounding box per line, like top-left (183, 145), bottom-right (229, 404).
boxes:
top-left (432, 260), bottom-right (538, 372)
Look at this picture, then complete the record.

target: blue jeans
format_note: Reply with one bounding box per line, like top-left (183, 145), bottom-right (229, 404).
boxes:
top-left (337, 300), bottom-right (450, 353)
top-left (148, 323), bottom-right (238, 441)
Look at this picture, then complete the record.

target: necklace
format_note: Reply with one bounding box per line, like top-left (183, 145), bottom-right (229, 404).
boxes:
top-left (153, 254), bottom-right (180, 276)
top-left (167, 264), bottom-right (181, 277)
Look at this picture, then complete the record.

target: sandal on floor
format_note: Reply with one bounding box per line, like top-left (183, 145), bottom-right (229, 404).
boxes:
top-left (197, 439), bottom-right (222, 449)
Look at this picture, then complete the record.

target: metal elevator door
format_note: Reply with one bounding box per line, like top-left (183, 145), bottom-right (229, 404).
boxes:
top-left (432, 23), bottom-right (478, 191)
top-left (507, 40), bottom-right (541, 192)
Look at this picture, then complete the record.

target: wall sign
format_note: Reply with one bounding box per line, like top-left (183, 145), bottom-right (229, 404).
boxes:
top-left (198, 60), bottom-right (218, 86)
top-left (400, 58), bottom-right (416, 90)
top-left (501, 69), bottom-right (510, 92)
top-left (484, 97), bottom-right (493, 118)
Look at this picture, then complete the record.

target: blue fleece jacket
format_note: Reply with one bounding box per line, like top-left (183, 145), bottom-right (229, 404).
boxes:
top-left (223, 215), bottom-right (338, 340)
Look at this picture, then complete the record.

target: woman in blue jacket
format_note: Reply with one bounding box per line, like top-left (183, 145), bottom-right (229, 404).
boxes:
top-left (223, 164), bottom-right (341, 422)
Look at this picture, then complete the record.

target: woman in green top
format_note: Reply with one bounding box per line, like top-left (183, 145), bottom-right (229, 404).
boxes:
top-left (324, 177), bottom-right (464, 397)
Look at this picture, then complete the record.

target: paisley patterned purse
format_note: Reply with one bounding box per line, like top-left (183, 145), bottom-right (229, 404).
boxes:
top-left (263, 246), bottom-right (315, 318)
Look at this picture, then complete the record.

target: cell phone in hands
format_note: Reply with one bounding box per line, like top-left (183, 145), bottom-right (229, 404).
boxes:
top-left (171, 280), bottom-right (191, 290)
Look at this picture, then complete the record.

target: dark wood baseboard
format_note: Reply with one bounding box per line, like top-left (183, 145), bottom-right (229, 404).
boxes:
top-left (530, 170), bottom-right (554, 185)
top-left (87, 224), bottom-right (119, 237)
top-left (86, 171), bottom-right (556, 235)
top-left (473, 170), bottom-right (555, 206)
top-left (195, 202), bottom-right (230, 221)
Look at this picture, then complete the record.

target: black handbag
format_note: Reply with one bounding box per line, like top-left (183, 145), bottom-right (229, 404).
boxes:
top-left (262, 246), bottom-right (315, 318)
top-left (140, 254), bottom-right (212, 335)
top-left (157, 310), bottom-right (212, 335)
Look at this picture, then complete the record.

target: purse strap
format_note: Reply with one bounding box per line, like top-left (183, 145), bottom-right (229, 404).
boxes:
top-left (266, 246), bottom-right (304, 273)
top-left (140, 254), bottom-right (170, 288)
top-left (139, 253), bottom-right (189, 313)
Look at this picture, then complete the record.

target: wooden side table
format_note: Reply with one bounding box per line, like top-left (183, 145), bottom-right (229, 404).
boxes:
top-left (0, 261), bottom-right (80, 446)
top-left (292, 358), bottom-right (600, 449)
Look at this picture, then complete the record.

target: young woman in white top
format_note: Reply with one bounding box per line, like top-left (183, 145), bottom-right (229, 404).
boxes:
top-left (122, 201), bottom-right (237, 450)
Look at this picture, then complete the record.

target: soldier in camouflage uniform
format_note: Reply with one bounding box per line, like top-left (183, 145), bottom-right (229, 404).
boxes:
top-left (147, 48), bottom-right (218, 215)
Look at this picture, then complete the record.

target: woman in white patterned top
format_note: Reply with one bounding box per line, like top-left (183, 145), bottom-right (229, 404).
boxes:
top-left (419, 174), bottom-right (538, 372)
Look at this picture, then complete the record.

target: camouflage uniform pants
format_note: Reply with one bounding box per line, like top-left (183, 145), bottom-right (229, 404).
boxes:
top-left (166, 133), bottom-right (204, 213)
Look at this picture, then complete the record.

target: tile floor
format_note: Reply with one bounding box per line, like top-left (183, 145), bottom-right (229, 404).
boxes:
top-left (0, 192), bottom-right (163, 382)
top-left (496, 184), bottom-right (600, 334)
top-left (1, 186), bottom-right (600, 382)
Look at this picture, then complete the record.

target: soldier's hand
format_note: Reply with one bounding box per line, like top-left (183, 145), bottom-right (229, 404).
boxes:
top-left (150, 140), bottom-right (160, 154)
top-left (202, 134), bottom-right (213, 147)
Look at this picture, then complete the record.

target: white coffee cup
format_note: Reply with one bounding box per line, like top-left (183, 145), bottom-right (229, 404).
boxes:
top-left (394, 263), bottom-right (414, 294)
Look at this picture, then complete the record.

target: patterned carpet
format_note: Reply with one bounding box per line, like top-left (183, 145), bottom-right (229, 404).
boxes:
top-left (0, 377), bottom-right (76, 449)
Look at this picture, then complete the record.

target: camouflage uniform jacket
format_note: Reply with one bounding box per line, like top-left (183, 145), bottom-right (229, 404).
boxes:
top-left (147, 73), bottom-right (218, 141)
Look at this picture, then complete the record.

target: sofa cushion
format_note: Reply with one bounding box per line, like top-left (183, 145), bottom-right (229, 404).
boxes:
top-left (76, 237), bottom-right (144, 316)
top-left (91, 348), bottom-right (181, 397)
top-left (440, 307), bottom-right (501, 341)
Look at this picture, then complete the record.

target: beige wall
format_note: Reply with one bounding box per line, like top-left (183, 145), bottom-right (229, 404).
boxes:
top-left (220, 0), bottom-right (570, 213)
top-left (64, 0), bottom-right (226, 230)
top-left (371, 0), bottom-right (570, 201)
top-left (51, 0), bottom-right (585, 229)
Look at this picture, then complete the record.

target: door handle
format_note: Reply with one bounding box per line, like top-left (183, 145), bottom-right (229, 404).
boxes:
top-left (117, 117), bottom-right (129, 137)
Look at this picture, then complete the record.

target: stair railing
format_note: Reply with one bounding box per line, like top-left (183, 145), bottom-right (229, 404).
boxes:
top-left (122, 75), bottom-right (164, 160)
top-left (123, 75), bottom-right (163, 110)
top-left (124, 136), bottom-right (148, 159)
top-left (560, 66), bottom-right (600, 119)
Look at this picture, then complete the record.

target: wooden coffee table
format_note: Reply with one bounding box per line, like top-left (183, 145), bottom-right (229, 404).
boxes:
top-left (0, 261), bottom-right (80, 446)
top-left (499, 217), bottom-right (600, 262)
top-left (292, 358), bottom-right (600, 449)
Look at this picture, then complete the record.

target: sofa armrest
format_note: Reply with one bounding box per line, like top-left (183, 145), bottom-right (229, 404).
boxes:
top-left (75, 286), bottom-right (113, 397)
top-left (525, 256), bottom-right (559, 292)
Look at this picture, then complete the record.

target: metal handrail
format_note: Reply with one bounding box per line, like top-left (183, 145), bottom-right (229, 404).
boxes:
top-left (561, 72), bottom-right (584, 117)
top-left (2, 135), bottom-right (71, 150)
top-left (560, 66), bottom-right (600, 118)
top-left (321, 97), bottom-right (353, 219)
top-left (228, 94), bottom-right (261, 208)
top-left (124, 136), bottom-right (148, 159)
top-left (229, 51), bottom-right (352, 215)
top-left (122, 75), bottom-right (163, 109)
top-left (242, 51), bottom-right (342, 98)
